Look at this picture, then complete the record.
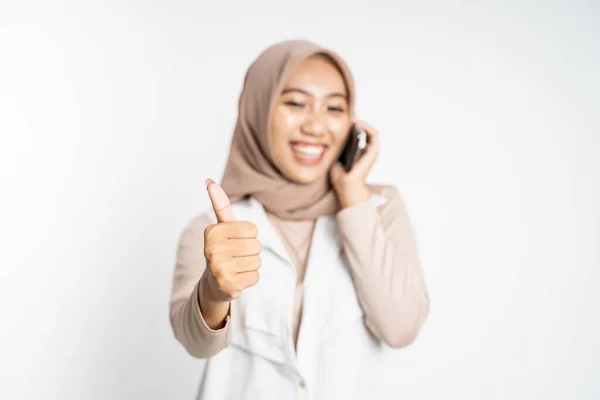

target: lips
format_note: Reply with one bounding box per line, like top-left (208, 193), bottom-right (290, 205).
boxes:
top-left (290, 142), bottom-right (328, 165)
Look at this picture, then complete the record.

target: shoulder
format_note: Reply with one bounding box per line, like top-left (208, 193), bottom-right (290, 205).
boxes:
top-left (176, 213), bottom-right (213, 248)
top-left (367, 184), bottom-right (405, 208)
top-left (184, 212), bottom-right (214, 234)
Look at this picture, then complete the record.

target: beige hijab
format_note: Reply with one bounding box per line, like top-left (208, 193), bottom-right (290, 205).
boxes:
top-left (220, 39), bottom-right (355, 221)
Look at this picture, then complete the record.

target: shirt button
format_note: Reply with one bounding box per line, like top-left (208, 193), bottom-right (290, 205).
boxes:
top-left (299, 379), bottom-right (306, 389)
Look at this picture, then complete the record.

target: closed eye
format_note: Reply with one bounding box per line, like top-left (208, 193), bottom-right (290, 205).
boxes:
top-left (285, 101), bottom-right (305, 108)
top-left (328, 106), bottom-right (345, 112)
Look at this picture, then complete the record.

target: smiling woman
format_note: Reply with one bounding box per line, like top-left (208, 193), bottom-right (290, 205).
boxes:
top-left (169, 39), bottom-right (430, 400)
top-left (270, 55), bottom-right (352, 183)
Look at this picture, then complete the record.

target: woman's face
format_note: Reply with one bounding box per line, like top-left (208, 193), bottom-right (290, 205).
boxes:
top-left (270, 56), bottom-right (352, 184)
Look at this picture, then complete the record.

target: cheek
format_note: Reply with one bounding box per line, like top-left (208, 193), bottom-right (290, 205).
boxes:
top-left (272, 106), bottom-right (305, 130)
top-left (271, 108), bottom-right (303, 142)
top-left (328, 118), bottom-right (352, 148)
top-left (270, 109), bottom-right (298, 164)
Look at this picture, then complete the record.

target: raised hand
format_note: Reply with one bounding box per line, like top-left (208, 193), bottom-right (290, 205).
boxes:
top-left (203, 179), bottom-right (262, 301)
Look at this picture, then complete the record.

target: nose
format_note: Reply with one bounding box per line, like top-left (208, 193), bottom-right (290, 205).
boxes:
top-left (301, 111), bottom-right (327, 137)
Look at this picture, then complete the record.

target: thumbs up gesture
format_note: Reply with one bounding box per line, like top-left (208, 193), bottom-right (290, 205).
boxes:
top-left (203, 179), bottom-right (262, 302)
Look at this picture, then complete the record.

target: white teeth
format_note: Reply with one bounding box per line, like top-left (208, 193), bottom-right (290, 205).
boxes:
top-left (292, 144), bottom-right (325, 158)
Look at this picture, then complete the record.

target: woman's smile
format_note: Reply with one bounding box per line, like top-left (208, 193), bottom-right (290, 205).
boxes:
top-left (290, 142), bottom-right (329, 165)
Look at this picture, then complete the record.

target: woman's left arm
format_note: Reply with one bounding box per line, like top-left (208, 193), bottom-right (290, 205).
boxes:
top-left (330, 120), bottom-right (429, 348)
top-left (336, 186), bottom-right (430, 348)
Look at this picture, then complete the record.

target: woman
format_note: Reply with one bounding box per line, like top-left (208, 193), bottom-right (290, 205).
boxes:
top-left (170, 39), bottom-right (429, 400)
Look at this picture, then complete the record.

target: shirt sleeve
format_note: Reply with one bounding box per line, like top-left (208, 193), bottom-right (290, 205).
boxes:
top-left (336, 185), bottom-right (430, 348)
top-left (169, 213), bottom-right (230, 358)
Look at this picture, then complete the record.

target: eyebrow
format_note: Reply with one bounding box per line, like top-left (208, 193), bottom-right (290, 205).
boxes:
top-left (281, 87), bottom-right (348, 99)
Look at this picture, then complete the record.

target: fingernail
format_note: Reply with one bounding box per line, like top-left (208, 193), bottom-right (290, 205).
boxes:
top-left (205, 178), bottom-right (215, 188)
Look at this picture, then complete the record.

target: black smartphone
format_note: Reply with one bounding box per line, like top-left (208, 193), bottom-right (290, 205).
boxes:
top-left (338, 124), bottom-right (367, 172)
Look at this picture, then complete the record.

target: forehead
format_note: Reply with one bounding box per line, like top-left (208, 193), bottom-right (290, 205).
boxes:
top-left (283, 56), bottom-right (348, 95)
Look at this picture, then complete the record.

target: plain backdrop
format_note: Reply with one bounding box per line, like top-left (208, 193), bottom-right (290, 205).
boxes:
top-left (1, 1), bottom-right (599, 399)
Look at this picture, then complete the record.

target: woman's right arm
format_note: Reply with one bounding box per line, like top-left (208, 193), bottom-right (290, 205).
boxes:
top-left (169, 214), bottom-right (231, 359)
top-left (170, 181), bottom-right (262, 359)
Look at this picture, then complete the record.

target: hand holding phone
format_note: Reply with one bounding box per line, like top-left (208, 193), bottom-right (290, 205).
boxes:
top-left (331, 120), bottom-right (379, 208)
top-left (338, 124), bottom-right (368, 172)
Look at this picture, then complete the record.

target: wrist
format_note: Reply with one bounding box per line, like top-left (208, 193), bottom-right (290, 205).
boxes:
top-left (335, 182), bottom-right (371, 209)
top-left (200, 271), bottom-right (217, 303)
top-left (199, 272), bottom-right (230, 329)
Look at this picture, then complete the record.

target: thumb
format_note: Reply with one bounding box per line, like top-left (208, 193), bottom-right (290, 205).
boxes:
top-left (206, 178), bottom-right (236, 222)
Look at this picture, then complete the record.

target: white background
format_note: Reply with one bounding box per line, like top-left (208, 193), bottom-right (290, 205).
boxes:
top-left (1, 1), bottom-right (599, 399)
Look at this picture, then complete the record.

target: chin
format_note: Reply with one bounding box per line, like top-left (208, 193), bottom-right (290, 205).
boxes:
top-left (289, 174), bottom-right (321, 185)
top-left (284, 166), bottom-right (327, 185)
top-left (277, 151), bottom-right (336, 184)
